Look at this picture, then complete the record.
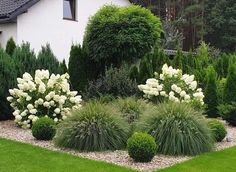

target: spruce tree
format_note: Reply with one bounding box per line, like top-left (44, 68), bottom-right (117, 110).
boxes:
top-left (5, 37), bottom-right (16, 56)
top-left (204, 65), bottom-right (218, 117)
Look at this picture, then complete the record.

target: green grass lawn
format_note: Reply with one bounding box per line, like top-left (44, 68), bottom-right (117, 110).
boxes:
top-left (158, 146), bottom-right (236, 172)
top-left (0, 138), bottom-right (135, 172)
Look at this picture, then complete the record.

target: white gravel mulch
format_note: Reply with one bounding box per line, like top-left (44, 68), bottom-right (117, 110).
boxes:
top-left (0, 120), bottom-right (236, 172)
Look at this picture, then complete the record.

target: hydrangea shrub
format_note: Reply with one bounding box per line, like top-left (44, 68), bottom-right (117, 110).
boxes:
top-left (138, 64), bottom-right (204, 105)
top-left (7, 70), bottom-right (82, 128)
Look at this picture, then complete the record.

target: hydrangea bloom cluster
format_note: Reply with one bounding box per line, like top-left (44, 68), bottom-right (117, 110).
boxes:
top-left (138, 64), bottom-right (204, 105)
top-left (7, 70), bottom-right (82, 128)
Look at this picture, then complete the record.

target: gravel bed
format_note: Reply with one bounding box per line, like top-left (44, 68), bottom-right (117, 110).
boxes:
top-left (0, 120), bottom-right (236, 172)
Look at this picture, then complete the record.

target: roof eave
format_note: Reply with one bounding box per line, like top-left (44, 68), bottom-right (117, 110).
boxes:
top-left (0, 0), bottom-right (40, 24)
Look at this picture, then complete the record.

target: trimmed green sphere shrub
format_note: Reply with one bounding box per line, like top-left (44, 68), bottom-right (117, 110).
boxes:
top-left (207, 119), bottom-right (227, 142)
top-left (137, 102), bottom-right (213, 156)
top-left (32, 117), bottom-right (56, 140)
top-left (127, 132), bottom-right (157, 162)
top-left (54, 102), bottom-right (130, 151)
top-left (83, 5), bottom-right (162, 67)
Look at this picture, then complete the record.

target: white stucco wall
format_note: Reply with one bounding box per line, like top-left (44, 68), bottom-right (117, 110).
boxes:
top-left (16, 0), bottom-right (130, 61)
top-left (0, 23), bottom-right (17, 49)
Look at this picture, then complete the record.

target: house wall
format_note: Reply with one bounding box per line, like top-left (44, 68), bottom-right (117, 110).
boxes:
top-left (17, 0), bottom-right (130, 62)
top-left (0, 23), bottom-right (17, 48)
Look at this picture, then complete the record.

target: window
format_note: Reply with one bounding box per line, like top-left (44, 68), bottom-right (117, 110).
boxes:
top-left (63, 0), bottom-right (76, 20)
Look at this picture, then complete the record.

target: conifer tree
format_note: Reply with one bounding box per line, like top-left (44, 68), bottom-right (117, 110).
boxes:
top-left (204, 65), bottom-right (218, 117)
top-left (224, 61), bottom-right (236, 103)
top-left (5, 37), bottom-right (16, 56)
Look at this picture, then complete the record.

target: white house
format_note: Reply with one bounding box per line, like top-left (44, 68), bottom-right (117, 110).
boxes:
top-left (0, 0), bottom-right (130, 61)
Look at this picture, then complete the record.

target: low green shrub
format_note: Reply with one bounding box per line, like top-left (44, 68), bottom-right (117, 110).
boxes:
top-left (84, 65), bottom-right (138, 99)
top-left (54, 102), bottom-right (130, 151)
top-left (137, 102), bottom-right (213, 156)
top-left (110, 97), bottom-right (148, 124)
top-left (127, 132), bottom-right (157, 162)
top-left (218, 103), bottom-right (236, 126)
top-left (207, 119), bottom-right (227, 142)
top-left (32, 117), bottom-right (56, 140)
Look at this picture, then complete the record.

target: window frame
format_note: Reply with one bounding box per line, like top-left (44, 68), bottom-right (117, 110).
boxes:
top-left (63, 0), bottom-right (76, 21)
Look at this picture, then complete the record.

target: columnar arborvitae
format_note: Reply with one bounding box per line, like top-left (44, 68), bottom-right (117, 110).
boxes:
top-left (37, 44), bottom-right (61, 74)
top-left (60, 59), bottom-right (68, 74)
top-left (0, 48), bottom-right (17, 120)
top-left (224, 61), bottom-right (236, 103)
top-left (172, 49), bottom-right (183, 70)
top-left (204, 65), bottom-right (218, 117)
top-left (5, 37), bottom-right (16, 56)
top-left (129, 64), bottom-right (139, 81)
top-left (12, 43), bottom-right (37, 76)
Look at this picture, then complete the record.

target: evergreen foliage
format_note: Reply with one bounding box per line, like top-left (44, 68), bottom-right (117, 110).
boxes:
top-left (37, 44), bottom-right (62, 74)
top-left (224, 61), bottom-right (236, 103)
top-left (0, 48), bottom-right (17, 120)
top-left (5, 37), bottom-right (16, 56)
top-left (204, 65), bottom-right (218, 117)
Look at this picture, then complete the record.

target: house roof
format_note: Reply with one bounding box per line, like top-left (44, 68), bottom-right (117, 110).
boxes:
top-left (0, 0), bottom-right (39, 23)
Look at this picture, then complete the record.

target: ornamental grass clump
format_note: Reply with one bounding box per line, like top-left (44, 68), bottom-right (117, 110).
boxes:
top-left (7, 70), bottom-right (82, 128)
top-left (54, 102), bottom-right (130, 151)
top-left (138, 64), bottom-right (204, 106)
top-left (137, 102), bottom-right (214, 156)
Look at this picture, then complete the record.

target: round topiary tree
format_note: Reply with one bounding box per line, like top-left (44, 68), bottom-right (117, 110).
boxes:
top-left (54, 102), bottom-right (130, 151)
top-left (207, 119), bottom-right (227, 142)
top-left (32, 117), bottom-right (56, 140)
top-left (127, 132), bottom-right (157, 162)
top-left (83, 5), bottom-right (162, 69)
top-left (137, 102), bottom-right (213, 156)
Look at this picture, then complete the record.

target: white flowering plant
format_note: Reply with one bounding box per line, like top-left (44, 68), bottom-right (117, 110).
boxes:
top-left (7, 70), bottom-right (82, 128)
top-left (138, 64), bottom-right (204, 106)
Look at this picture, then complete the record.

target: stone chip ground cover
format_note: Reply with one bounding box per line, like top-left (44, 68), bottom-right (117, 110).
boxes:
top-left (1, 120), bottom-right (236, 171)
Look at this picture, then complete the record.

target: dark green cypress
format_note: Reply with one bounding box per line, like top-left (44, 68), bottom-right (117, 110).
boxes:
top-left (5, 37), bottom-right (16, 56)
top-left (0, 48), bottom-right (17, 120)
top-left (37, 44), bottom-right (62, 74)
top-left (204, 65), bottom-right (219, 117)
top-left (224, 61), bottom-right (236, 103)
top-left (129, 64), bottom-right (139, 81)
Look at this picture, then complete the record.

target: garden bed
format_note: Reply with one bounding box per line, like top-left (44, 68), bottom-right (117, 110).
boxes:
top-left (0, 120), bottom-right (236, 172)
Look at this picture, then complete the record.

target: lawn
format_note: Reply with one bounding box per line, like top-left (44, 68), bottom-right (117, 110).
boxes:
top-left (158, 146), bottom-right (236, 172)
top-left (0, 138), bottom-right (134, 172)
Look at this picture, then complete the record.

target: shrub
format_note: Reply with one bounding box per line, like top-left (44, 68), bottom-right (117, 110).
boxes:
top-left (207, 119), bottom-right (227, 142)
top-left (84, 65), bottom-right (138, 99)
top-left (37, 44), bottom-right (63, 74)
top-left (68, 44), bottom-right (96, 92)
top-left (224, 61), bottom-right (236, 103)
top-left (0, 48), bottom-right (17, 120)
top-left (204, 65), bottom-right (218, 117)
top-left (137, 102), bottom-right (213, 156)
top-left (83, 5), bottom-right (162, 68)
top-left (5, 37), bottom-right (16, 56)
top-left (12, 43), bottom-right (37, 77)
top-left (54, 102), bottom-right (130, 151)
top-left (8, 70), bottom-right (82, 128)
top-left (32, 117), bottom-right (56, 140)
top-left (218, 103), bottom-right (236, 126)
top-left (138, 64), bottom-right (204, 106)
top-left (60, 59), bottom-right (68, 74)
top-left (110, 97), bottom-right (147, 124)
top-left (127, 132), bottom-right (157, 162)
